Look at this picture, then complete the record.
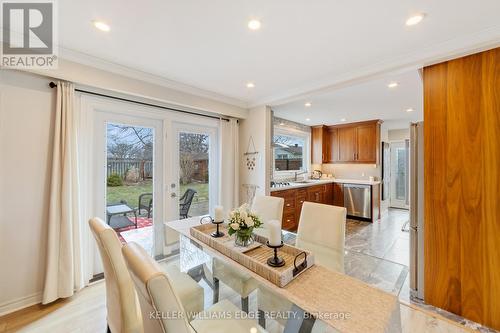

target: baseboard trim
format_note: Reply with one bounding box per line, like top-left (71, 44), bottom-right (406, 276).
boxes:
top-left (0, 292), bottom-right (42, 316)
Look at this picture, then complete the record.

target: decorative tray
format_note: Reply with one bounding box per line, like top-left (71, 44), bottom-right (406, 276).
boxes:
top-left (190, 223), bottom-right (314, 287)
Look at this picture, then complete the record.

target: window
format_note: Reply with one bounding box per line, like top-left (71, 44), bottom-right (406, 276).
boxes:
top-left (273, 130), bottom-right (309, 172)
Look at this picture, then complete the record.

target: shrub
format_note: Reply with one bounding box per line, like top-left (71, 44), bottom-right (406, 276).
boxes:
top-left (107, 173), bottom-right (123, 187)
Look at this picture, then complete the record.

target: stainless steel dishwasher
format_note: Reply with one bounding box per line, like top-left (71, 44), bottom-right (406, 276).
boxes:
top-left (343, 184), bottom-right (371, 220)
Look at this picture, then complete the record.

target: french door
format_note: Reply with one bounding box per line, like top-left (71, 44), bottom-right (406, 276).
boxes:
top-left (170, 122), bottom-right (218, 220)
top-left (94, 111), bottom-right (164, 258)
top-left (390, 141), bottom-right (409, 209)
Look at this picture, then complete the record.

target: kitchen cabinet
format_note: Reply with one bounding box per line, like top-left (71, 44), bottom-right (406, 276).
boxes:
top-left (333, 183), bottom-right (344, 207)
top-left (356, 123), bottom-right (378, 162)
top-left (271, 183), bottom-right (333, 231)
top-left (337, 126), bottom-right (357, 162)
top-left (328, 128), bottom-right (340, 162)
top-left (311, 120), bottom-right (381, 164)
top-left (311, 125), bottom-right (330, 164)
top-left (334, 120), bottom-right (381, 164)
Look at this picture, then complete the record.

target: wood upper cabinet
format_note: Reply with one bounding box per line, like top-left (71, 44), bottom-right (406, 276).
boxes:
top-left (311, 125), bottom-right (330, 164)
top-left (328, 128), bottom-right (340, 162)
top-left (330, 120), bottom-right (381, 164)
top-left (337, 126), bottom-right (357, 162)
top-left (356, 123), bottom-right (378, 162)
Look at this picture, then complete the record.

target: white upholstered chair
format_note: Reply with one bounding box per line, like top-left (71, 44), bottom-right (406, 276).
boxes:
top-left (122, 242), bottom-right (266, 333)
top-left (257, 202), bottom-right (346, 329)
top-left (212, 196), bottom-right (284, 312)
top-left (251, 195), bottom-right (284, 239)
top-left (296, 201), bottom-right (346, 272)
top-left (89, 218), bottom-right (143, 333)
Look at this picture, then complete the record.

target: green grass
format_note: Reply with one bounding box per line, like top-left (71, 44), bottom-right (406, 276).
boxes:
top-left (107, 180), bottom-right (209, 206)
top-left (180, 182), bottom-right (209, 202)
top-left (107, 180), bottom-right (153, 206)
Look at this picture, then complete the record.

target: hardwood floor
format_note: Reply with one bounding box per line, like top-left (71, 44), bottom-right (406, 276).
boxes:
top-left (0, 282), bottom-right (106, 333)
top-left (0, 276), bottom-right (478, 333)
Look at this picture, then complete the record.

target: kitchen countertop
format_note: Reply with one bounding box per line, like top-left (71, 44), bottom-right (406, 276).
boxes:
top-left (270, 178), bottom-right (380, 192)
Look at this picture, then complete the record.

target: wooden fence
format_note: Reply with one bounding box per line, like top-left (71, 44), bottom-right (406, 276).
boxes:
top-left (107, 158), bottom-right (153, 179)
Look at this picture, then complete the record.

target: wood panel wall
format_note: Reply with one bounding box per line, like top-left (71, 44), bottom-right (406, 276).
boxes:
top-left (424, 47), bottom-right (500, 330)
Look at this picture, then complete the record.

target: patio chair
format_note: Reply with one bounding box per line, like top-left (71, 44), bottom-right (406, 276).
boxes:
top-left (137, 193), bottom-right (153, 218)
top-left (179, 188), bottom-right (197, 219)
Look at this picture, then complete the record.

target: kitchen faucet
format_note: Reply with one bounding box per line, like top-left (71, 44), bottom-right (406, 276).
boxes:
top-left (294, 170), bottom-right (308, 181)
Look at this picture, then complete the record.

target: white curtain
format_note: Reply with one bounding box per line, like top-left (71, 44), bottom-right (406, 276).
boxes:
top-left (43, 81), bottom-right (87, 304)
top-left (219, 118), bottom-right (239, 213)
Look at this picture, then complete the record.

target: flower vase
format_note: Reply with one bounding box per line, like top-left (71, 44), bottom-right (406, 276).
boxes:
top-left (235, 229), bottom-right (254, 247)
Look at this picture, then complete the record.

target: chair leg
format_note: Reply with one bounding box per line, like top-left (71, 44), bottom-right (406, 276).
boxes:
top-left (107, 324), bottom-right (111, 333)
top-left (212, 277), bottom-right (219, 304)
top-left (258, 309), bottom-right (266, 328)
top-left (241, 296), bottom-right (249, 313)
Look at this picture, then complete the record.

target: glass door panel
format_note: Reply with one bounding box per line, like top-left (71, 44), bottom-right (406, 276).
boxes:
top-left (172, 123), bottom-right (218, 220)
top-left (390, 141), bottom-right (409, 209)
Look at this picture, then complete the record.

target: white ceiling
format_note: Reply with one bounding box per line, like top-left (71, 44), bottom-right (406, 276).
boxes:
top-left (273, 70), bottom-right (423, 126)
top-left (55, 1), bottom-right (500, 107)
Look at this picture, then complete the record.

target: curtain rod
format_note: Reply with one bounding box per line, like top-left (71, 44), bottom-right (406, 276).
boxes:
top-left (49, 81), bottom-right (231, 122)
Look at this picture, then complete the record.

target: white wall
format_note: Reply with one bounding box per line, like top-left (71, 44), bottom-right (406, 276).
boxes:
top-left (0, 70), bottom-right (55, 313)
top-left (239, 106), bottom-right (272, 204)
top-left (388, 128), bottom-right (410, 141)
top-left (30, 58), bottom-right (248, 119)
top-left (0, 67), bottom-right (248, 315)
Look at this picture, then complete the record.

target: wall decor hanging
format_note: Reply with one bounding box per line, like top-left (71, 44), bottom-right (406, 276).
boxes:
top-left (244, 136), bottom-right (259, 171)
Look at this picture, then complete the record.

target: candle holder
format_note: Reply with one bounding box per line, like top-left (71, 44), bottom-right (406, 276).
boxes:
top-left (200, 216), bottom-right (225, 238)
top-left (266, 241), bottom-right (285, 267)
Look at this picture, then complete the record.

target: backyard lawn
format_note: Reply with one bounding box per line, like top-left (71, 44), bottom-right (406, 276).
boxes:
top-left (107, 180), bottom-right (209, 208)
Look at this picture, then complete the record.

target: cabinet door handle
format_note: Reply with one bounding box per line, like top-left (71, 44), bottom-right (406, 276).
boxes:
top-left (286, 203), bottom-right (291, 207)
top-left (353, 152), bottom-right (356, 160)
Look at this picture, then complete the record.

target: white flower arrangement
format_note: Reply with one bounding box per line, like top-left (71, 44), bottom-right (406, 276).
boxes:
top-left (227, 203), bottom-right (262, 240)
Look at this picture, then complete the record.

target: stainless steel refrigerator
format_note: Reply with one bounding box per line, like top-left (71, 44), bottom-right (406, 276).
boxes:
top-left (409, 122), bottom-right (425, 300)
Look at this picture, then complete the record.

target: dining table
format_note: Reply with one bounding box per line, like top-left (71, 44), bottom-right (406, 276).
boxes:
top-left (164, 217), bottom-right (403, 333)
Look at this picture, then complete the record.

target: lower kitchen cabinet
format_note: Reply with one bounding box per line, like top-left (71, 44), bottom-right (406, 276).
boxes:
top-left (271, 183), bottom-right (335, 232)
top-left (333, 183), bottom-right (344, 207)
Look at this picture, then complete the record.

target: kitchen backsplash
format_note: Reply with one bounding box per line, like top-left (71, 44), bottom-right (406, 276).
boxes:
top-left (321, 163), bottom-right (381, 180)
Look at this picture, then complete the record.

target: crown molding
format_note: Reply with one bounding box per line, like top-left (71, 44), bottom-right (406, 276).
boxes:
top-left (58, 47), bottom-right (250, 109)
top-left (252, 25), bottom-right (500, 108)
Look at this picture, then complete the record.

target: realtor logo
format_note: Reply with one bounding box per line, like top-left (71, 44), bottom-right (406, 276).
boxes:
top-left (1, 0), bottom-right (58, 68)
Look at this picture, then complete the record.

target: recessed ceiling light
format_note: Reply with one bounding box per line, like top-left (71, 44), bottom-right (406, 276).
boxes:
top-left (92, 20), bottom-right (110, 32)
top-left (340, 118), bottom-right (346, 122)
top-left (279, 122), bottom-right (285, 126)
top-left (246, 82), bottom-right (255, 88)
top-left (406, 108), bottom-right (414, 112)
top-left (304, 102), bottom-right (312, 107)
top-left (305, 118), bottom-right (311, 122)
top-left (387, 82), bottom-right (399, 88)
top-left (248, 19), bottom-right (261, 30)
top-left (406, 13), bottom-right (425, 26)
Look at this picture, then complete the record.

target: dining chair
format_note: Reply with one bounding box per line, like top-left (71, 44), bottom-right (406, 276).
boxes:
top-left (122, 242), bottom-right (267, 333)
top-left (257, 202), bottom-right (346, 329)
top-left (89, 218), bottom-right (143, 333)
top-left (212, 195), bottom-right (283, 313)
top-left (296, 201), bottom-right (347, 272)
top-left (251, 195), bottom-right (284, 239)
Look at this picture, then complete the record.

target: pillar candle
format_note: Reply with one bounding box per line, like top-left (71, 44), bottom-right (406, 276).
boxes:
top-left (268, 220), bottom-right (282, 246)
top-left (214, 206), bottom-right (224, 222)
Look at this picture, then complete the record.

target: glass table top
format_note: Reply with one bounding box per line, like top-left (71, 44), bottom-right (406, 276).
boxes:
top-left (161, 221), bottom-right (406, 333)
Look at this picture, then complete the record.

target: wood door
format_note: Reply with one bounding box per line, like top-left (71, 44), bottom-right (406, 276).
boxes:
top-left (328, 128), bottom-right (340, 162)
top-left (337, 126), bottom-right (357, 162)
top-left (423, 47), bottom-right (500, 330)
top-left (356, 124), bottom-right (377, 163)
top-left (307, 185), bottom-right (324, 203)
top-left (333, 183), bottom-right (344, 207)
top-left (311, 126), bottom-right (330, 163)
